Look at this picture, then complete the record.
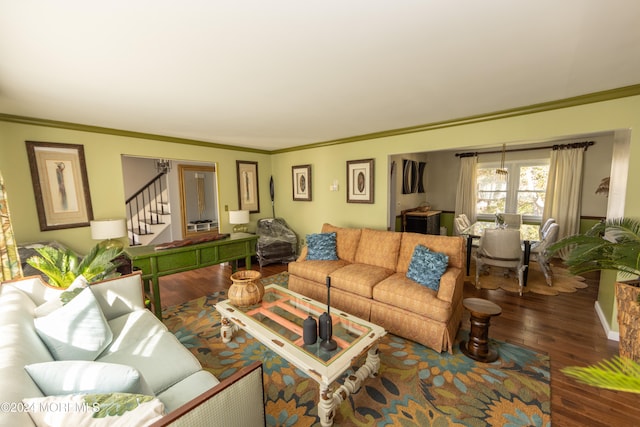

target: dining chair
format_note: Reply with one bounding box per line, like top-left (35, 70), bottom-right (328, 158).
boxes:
top-left (454, 215), bottom-right (479, 249)
top-left (529, 223), bottom-right (559, 286)
top-left (501, 213), bottom-right (522, 229)
top-left (539, 217), bottom-right (556, 239)
top-left (458, 214), bottom-right (471, 229)
top-left (453, 215), bottom-right (469, 235)
top-left (475, 228), bottom-right (526, 295)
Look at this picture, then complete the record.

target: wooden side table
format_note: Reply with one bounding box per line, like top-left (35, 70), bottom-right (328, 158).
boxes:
top-left (460, 298), bottom-right (502, 362)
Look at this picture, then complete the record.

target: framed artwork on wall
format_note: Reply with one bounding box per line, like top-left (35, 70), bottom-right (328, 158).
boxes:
top-left (236, 160), bottom-right (260, 213)
top-left (402, 159), bottom-right (426, 194)
top-left (25, 141), bottom-right (94, 231)
top-left (292, 164), bottom-right (312, 201)
top-left (346, 158), bottom-right (374, 203)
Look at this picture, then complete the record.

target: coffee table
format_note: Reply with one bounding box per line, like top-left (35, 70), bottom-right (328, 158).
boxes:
top-left (216, 284), bottom-right (387, 427)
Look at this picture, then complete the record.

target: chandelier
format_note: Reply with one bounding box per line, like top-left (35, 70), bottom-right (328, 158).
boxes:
top-left (155, 159), bottom-right (172, 174)
top-left (495, 144), bottom-right (508, 177)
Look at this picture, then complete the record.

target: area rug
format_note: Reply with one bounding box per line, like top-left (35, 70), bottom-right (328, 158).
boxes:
top-left (468, 259), bottom-right (588, 296)
top-left (163, 272), bottom-right (551, 426)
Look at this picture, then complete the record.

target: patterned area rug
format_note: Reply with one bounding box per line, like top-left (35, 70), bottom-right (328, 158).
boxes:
top-left (469, 259), bottom-right (588, 296)
top-left (163, 272), bottom-right (551, 426)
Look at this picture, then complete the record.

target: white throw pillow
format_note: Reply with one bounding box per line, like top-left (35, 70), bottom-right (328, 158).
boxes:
top-left (34, 287), bottom-right (113, 360)
top-left (23, 393), bottom-right (165, 427)
top-left (34, 275), bottom-right (89, 317)
top-left (25, 361), bottom-right (154, 396)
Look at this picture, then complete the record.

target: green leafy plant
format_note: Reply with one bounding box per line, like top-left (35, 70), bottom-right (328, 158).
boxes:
top-left (548, 217), bottom-right (640, 302)
top-left (548, 217), bottom-right (640, 393)
top-left (562, 356), bottom-right (640, 394)
top-left (26, 244), bottom-right (123, 288)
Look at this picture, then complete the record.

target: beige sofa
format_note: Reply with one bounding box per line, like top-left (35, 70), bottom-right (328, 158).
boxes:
top-left (288, 224), bottom-right (465, 353)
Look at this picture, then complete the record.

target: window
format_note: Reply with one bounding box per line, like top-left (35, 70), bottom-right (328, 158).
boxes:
top-left (476, 159), bottom-right (549, 221)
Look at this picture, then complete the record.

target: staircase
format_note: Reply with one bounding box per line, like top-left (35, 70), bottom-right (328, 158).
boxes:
top-left (126, 173), bottom-right (172, 246)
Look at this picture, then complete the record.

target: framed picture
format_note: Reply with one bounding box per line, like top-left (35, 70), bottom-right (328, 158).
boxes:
top-left (292, 164), bottom-right (312, 201)
top-left (346, 158), bottom-right (374, 203)
top-left (25, 141), bottom-right (94, 231)
top-left (236, 160), bottom-right (260, 213)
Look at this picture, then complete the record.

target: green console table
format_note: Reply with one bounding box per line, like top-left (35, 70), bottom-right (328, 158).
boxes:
top-left (124, 233), bottom-right (258, 318)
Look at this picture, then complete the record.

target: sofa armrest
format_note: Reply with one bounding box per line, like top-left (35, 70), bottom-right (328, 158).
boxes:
top-left (296, 245), bottom-right (308, 262)
top-left (150, 361), bottom-right (265, 427)
top-left (435, 268), bottom-right (463, 303)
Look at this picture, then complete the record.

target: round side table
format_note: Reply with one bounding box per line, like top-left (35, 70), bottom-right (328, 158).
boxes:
top-left (460, 298), bottom-right (502, 363)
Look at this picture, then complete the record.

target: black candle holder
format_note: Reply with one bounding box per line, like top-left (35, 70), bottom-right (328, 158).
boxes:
top-left (320, 276), bottom-right (337, 351)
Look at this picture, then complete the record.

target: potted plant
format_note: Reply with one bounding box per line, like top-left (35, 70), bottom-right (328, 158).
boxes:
top-left (26, 243), bottom-right (124, 288)
top-left (548, 217), bottom-right (640, 392)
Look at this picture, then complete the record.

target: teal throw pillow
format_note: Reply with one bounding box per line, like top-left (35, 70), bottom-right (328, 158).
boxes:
top-left (306, 232), bottom-right (338, 261)
top-left (406, 245), bottom-right (448, 291)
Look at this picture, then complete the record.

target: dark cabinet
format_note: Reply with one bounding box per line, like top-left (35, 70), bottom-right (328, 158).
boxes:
top-left (403, 210), bottom-right (442, 235)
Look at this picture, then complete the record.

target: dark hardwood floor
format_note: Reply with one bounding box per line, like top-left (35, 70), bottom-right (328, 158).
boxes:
top-left (159, 262), bottom-right (640, 426)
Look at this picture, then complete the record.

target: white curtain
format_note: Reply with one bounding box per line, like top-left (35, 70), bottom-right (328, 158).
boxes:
top-left (1, 171), bottom-right (22, 280)
top-left (543, 148), bottom-right (584, 258)
top-left (455, 156), bottom-right (478, 224)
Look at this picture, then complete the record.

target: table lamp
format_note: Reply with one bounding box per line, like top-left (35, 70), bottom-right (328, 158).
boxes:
top-left (90, 218), bottom-right (127, 249)
top-left (229, 210), bottom-right (250, 233)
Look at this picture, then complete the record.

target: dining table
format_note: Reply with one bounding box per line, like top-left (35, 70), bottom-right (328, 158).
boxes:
top-left (461, 222), bottom-right (540, 286)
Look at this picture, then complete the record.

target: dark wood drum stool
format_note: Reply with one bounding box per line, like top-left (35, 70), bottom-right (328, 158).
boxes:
top-left (460, 298), bottom-right (502, 363)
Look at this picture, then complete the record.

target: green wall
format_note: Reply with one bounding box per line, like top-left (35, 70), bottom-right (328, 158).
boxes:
top-left (0, 122), bottom-right (273, 254)
top-left (1, 94), bottom-right (639, 334)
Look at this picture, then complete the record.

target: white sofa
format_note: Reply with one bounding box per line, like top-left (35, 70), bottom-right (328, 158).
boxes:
top-left (0, 272), bottom-right (265, 427)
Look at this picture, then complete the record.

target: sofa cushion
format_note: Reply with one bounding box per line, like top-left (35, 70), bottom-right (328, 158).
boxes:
top-left (25, 361), bottom-right (153, 396)
top-left (102, 310), bottom-right (169, 356)
top-left (321, 224), bottom-right (362, 263)
top-left (306, 232), bottom-right (338, 260)
top-left (98, 328), bottom-right (202, 395)
top-left (406, 245), bottom-right (448, 291)
top-left (34, 287), bottom-right (113, 361)
top-left (354, 228), bottom-right (402, 270)
top-left (23, 393), bottom-right (164, 426)
top-left (372, 273), bottom-right (452, 322)
top-left (288, 259), bottom-right (349, 284)
top-left (330, 263), bottom-right (394, 299)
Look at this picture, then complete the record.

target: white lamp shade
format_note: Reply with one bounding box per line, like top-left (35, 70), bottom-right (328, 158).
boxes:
top-left (228, 210), bottom-right (250, 225)
top-left (90, 219), bottom-right (127, 240)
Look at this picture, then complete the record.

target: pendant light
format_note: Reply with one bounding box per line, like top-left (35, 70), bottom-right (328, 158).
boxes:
top-left (495, 144), bottom-right (508, 176)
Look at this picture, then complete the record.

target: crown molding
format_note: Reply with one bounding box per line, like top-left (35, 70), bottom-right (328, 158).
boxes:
top-left (272, 84), bottom-right (640, 154)
top-left (0, 113), bottom-right (271, 155)
top-left (2, 84), bottom-right (639, 155)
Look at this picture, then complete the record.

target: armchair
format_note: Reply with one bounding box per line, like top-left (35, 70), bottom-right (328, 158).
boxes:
top-left (475, 228), bottom-right (526, 295)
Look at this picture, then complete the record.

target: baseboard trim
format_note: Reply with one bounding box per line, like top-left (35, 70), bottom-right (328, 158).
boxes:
top-left (595, 300), bottom-right (620, 341)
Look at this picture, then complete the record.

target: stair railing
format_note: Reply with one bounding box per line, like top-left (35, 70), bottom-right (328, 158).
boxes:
top-left (126, 173), bottom-right (168, 245)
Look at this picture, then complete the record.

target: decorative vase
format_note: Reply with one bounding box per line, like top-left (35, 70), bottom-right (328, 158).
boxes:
top-left (303, 315), bottom-right (317, 345)
top-left (228, 270), bottom-right (263, 306)
top-left (319, 312), bottom-right (330, 341)
top-left (616, 280), bottom-right (640, 362)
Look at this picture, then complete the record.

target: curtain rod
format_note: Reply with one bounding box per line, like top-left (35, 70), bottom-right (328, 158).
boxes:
top-left (455, 140), bottom-right (595, 157)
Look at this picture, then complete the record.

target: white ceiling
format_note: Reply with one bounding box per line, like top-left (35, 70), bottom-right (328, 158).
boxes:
top-left (1, 1), bottom-right (639, 151)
